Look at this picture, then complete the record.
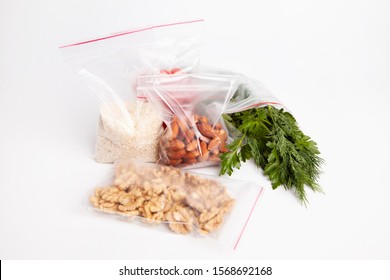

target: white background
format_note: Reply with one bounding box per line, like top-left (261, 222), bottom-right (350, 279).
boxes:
top-left (0, 0), bottom-right (389, 260)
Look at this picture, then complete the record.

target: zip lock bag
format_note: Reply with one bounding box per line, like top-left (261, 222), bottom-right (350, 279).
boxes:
top-left (137, 67), bottom-right (284, 168)
top-left (88, 159), bottom-right (263, 249)
top-left (194, 66), bottom-right (284, 114)
top-left (183, 67), bottom-right (323, 204)
top-left (137, 73), bottom-right (240, 168)
top-left (60, 20), bottom-right (203, 163)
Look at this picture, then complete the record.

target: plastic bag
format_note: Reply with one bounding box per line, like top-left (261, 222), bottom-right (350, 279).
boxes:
top-left (89, 159), bottom-right (263, 249)
top-left (137, 66), bottom-right (285, 168)
top-left (60, 20), bottom-right (203, 163)
top-left (194, 65), bottom-right (284, 114)
top-left (137, 73), bottom-right (242, 168)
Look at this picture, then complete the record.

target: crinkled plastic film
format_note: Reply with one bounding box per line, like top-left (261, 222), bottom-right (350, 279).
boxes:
top-left (137, 67), bottom-right (286, 168)
top-left (194, 66), bottom-right (285, 113)
top-left (137, 73), bottom-right (241, 168)
top-left (60, 20), bottom-right (203, 163)
top-left (88, 159), bottom-right (263, 249)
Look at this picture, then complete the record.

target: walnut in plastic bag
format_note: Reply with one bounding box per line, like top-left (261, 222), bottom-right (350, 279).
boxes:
top-left (90, 162), bottom-right (235, 235)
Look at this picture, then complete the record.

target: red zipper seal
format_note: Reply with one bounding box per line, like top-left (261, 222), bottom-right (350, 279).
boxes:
top-left (59, 19), bottom-right (204, 49)
top-left (233, 187), bottom-right (264, 250)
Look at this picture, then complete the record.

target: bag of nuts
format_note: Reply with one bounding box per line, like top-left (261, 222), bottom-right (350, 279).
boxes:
top-left (137, 73), bottom-right (242, 168)
top-left (89, 159), bottom-right (263, 249)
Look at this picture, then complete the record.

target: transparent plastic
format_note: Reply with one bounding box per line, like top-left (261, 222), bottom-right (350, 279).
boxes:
top-left (137, 73), bottom-right (241, 168)
top-left (88, 159), bottom-right (263, 249)
top-left (137, 67), bottom-right (285, 168)
top-left (195, 65), bottom-right (285, 114)
top-left (60, 20), bottom-right (203, 163)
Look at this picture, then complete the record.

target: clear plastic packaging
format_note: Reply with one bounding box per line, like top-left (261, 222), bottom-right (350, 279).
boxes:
top-left (89, 159), bottom-right (263, 249)
top-left (194, 65), bottom-right (285, 114)
top-left (137, 73), bottom-right (241, 168)
top-left (137, 68), bottom-right (284, 168)
top-left (60, 20), bottom-right (203, 163)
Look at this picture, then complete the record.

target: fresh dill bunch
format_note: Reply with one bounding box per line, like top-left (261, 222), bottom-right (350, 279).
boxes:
top-left (220, 106), bottom-right (324, 205)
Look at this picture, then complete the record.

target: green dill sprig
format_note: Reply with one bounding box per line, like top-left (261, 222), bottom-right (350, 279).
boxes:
top-left (220, 106), bottom-right (324, 205)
